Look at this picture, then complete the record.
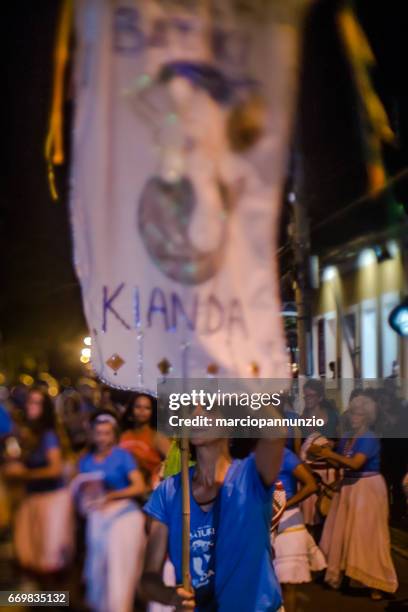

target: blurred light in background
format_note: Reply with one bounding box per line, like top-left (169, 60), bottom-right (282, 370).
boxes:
top-left (357, 248), bottom-right (376, 268)
top-left (19, 374), bottom-right (34, 386)
top-left (386, 240), bottom-right (399, 258)
top-left (80, 336), bottom-right (92, 366)
top-left (389, 297), bottom-right (408, 337)
top-left (322, 265), bottom-right (337, 282)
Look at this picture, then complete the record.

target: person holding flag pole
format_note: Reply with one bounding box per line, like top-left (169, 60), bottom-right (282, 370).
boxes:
top-left (142, 404), bottom-right (286, 611)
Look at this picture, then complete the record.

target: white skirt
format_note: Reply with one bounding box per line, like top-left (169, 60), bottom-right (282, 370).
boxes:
top-left (14, 487), bottom-right (74, 573)
top-left (84, 500), bottom-right (146, 612)
top-left (272, 507), bottom-right (326, 584)
top-left (320, 474), bottom-right (398, 593)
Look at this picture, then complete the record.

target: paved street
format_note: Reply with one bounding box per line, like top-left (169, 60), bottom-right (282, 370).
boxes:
top-left (298, 553), bottom-right (408, 612)
top-left (1, 533), bottom-right (408, 611)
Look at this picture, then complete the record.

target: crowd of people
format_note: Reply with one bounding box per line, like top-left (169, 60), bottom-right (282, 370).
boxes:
top-left (0, 378), bottom-right (407, 611)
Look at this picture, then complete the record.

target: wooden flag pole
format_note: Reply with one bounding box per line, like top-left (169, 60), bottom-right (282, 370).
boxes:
top-left (179, 0), bottom-right (213, 593)
top-left (180, 434), bottom-right (191, 590)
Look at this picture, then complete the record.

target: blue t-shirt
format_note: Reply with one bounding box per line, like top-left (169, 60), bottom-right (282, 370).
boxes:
top-left (25, 430), bottom-right (63, 494)
top-left (277, 448), bottom-right (301, 500)
top-left (79, 446), bottom-right (137, 490)
top-left (337, 430), bottom-right (380, 472)
top-left (144, 454), bottom-right (282, 612)
top-left (0, 405), bottom-right (12, 436)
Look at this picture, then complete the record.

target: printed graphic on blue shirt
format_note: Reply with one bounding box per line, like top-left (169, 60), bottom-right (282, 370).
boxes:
top-left (190, 523), bottom-right (216, 589)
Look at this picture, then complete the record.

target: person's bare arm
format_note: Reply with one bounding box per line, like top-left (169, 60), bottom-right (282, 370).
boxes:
top-left (255, 438), bottom-right (285, 487)
top-left (154, 432), bottom-right (171, 458)
top-left (105, 469), bottom-right (146, 501)
top-left (3, 447), bottom-right (63, 480)
top-left (141, 518), bottom-right (195, 610)
top-left (310, 445), bottom-right (368, 471)
top-left (285, 463), bottom-right (318, 509)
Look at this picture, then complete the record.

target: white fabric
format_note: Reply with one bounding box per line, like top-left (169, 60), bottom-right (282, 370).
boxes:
top-left (320, 475), bottom-right (398, 593)
top-left (300, 434), bottom-right (338, 525)
top-left (14, 488), bottom-right (74, 572)
top-left (71, 0), bottom-right (307, 389)
top-left (84, 500), bottom-right (146, 612)
top-left (273, 507), bottom-right (326, 584)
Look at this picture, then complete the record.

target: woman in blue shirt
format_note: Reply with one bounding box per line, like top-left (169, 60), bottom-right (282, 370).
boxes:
top-left (272, 448), bottom-right (326, 612)
top-left (142, 405), bottom-right (285, 611)
top-left (2, 388), bottom-right (74, 573)
top-left (311, 390), bottom-right (398, 600)
top-left (78, 411), bottom-right (146, 612)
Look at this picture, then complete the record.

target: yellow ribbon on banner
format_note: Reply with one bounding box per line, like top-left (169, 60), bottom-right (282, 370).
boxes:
top-left (45, 0), bottom-right (73, 200)
top-left (337, 4), bottom-right (394, 193)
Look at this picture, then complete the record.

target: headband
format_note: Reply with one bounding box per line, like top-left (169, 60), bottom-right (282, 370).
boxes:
top-left (94, 414), bottom-right (117, 426)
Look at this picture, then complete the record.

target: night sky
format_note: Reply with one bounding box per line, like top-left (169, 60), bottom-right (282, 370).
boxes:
top-left (1, 0), bottom-right (407, 381)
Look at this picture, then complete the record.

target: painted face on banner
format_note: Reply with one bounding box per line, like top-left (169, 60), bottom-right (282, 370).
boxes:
top-left (136, 62), bottom-right (264, 286)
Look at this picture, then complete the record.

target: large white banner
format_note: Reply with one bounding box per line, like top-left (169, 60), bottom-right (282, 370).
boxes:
top-left (71, 0), bottom-right (308, 391)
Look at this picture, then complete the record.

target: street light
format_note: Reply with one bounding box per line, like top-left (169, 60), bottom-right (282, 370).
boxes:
top-left (389, 297), bottom-right (408, 337)
top-left (80, 336), bottom-right (92, 365)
